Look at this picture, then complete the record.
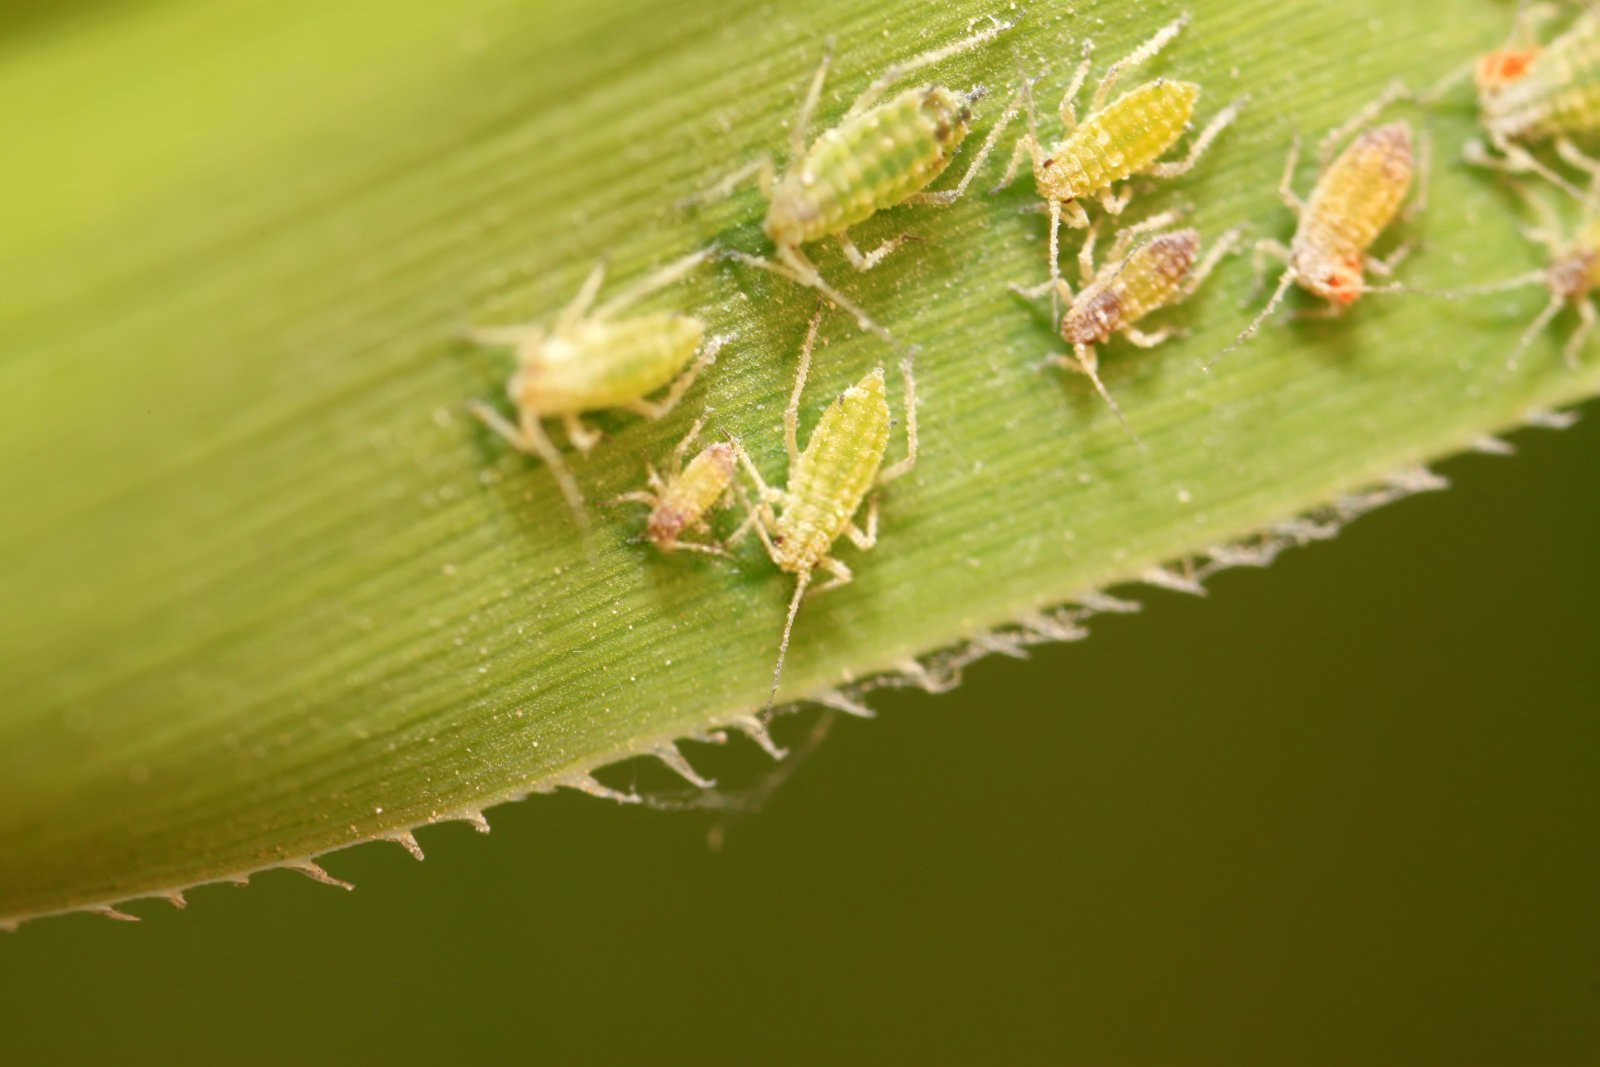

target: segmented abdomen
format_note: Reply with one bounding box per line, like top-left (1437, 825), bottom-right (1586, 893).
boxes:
top-left (765, 86), bottom-right (970, 247)
top-left (650, 444), bottom-right (735, 544)
top-left (1063, 230), bottom-right (1199, 345)
top-left (520, 313), bottom-right (703, 416)
top-left (773, 369), bottom-right (889, 572)
top-left (1038, 80), bottom-right (1198, 201)
top-left (1296, 123), bottom-right (1413, 265)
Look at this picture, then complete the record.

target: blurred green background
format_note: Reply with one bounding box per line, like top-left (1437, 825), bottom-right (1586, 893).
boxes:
top-left (2, 412), bottom-right (1596, 1063)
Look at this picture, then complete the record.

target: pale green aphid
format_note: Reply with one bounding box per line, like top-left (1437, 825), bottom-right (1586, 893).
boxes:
top-left (729, 307), bottom-right (918, 708)
top-left (466, 250), bottom-right (724, 529)
top-left (986, 14), bottom-right (1242, 299)
top-left (693, 17), bottom-right (1015, 342)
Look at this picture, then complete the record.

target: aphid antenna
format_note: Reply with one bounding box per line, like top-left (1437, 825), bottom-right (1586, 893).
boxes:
top-left (720, 247), bottom-right (895, 345)
top-left (765, 570), bottom-right (813, 711)
top-left (1205, 267), bottom-right (1298, 370)
top-left (1363, 270), bottom-right (1549, 300)
top-left (1506, 293), bottom-right (1569, 370)
top-left (1074, 354), bottom-right (1145, 450)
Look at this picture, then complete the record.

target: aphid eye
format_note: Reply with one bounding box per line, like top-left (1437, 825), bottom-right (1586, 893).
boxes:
top-left (1040, 157), bottom-right (1055, 170)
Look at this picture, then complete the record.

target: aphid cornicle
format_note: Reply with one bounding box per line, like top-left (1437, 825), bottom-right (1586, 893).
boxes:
top-left (1451, 4), bottom-right (1600, 196)
top-left (987, 14), bottom-right (1242, 295)
top-left (692, 17), bottom-right (1014, 342)
top-left (1225, 87), bottom-right (1425, 355)
top-left (613, 413), bottom-right (739, 555)
top-left (729, 307), bottom-right (918, 708)
top-left (1017, 212), bottom-right (1240, 432)
top-left (465, 250), bottom-right (725, 528)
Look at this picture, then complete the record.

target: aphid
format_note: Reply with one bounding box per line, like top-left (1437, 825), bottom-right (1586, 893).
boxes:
top-left (1016, 211), bottom-right (1240, 432)
top-left (987, 14), bottom-right (1242, 295)
top-left (1450, 3), bottom-right (1600, 196)
top-left (465, 250), bottom-right (724, 528)
top-left (730, 307), bottom-right (918, 708)
top-left (613, 412), bottom-right (739, 555)
top-left (692, 17), bottom-right (1015, 342)
top-left (1424, 177), bottom-right (1600, 369)
top-left (1225, 88), bottom-right (1424, 356)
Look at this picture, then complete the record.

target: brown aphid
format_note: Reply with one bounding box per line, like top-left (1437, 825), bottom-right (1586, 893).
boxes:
top-left (1224, 87), bottom-right (1425, 358)
top-left (1019, 212), bottom-right (1239, 433)
top-left (614, 413), bottom-right (739, 556)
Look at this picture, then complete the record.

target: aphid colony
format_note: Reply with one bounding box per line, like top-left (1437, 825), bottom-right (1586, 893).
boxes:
top-left (466, 8), bottom-right (1599, 710)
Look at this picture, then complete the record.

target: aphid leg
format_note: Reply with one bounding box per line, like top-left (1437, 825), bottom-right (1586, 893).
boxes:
top-left (844, 15), bottom-right (1014, 119)
top-left (1122, 326), bottom-right (1177, 348)
top-left (877, 354), bottom-right (919, 484)
top-left (1079, 217), bottom-right (1103, 283)
top-left (682, 156), bottom-right (775, 211)
top-left (968, 81), bottom-right (1030, 195)
top-left (1510, 180), bottom-right (1569, 253)
top-left (1104, 209), bottom-right (1186, 265)
top-left (837, 232), bottom-right (911, 271)
top-left (1404, 129), bottom-right (1432, 220)
top-left (1181, 227), bottom-right (1242, 298)
top-left (1465, 136), bottom-right (1585, 201)
top-left (555, 260), bottom-right (607, 332)
top-left (844, 499), bottom-right (878, 551)
top-left (1563, 298), bottom-right (1596, 369)
top-left (1088, 14), bottom-right (1190, 113)
top-left (621, 333), bottom-right (726, 420)
top-left (906, 87), bottom-right (1013, 206)
top-left (786, 307), bottom-right (823, 464)
top-left (1277, 136), bottom-right (1307, 215)
top-left (468, 402), bottom-right (587, 526)
top-left (1508, 293), bottom-right (1566, 370)
top-left (1146, 96), bottom-right (1245, 179)
top-left (1099, 185), bottom-right (1133, 216)
top-left (1059, 40), bottom-right (1095, 130)
top-left (813, 556), bottom-right (856, 593)
top-left (562, 413), bottom-right (603, 453)
top-left (611, 490), bottom-right (659, 508)
top-left (1555, 138), bottom-right (1600, 182)
top-left (995, 73), bottom-right (1047, 193)
top-left (591, 248), bottom-right (714, 320)
top-left (461, 323), bottom-right (539, 347)
top-left (1366, 239), bottom-right (1415, 278)
top-left (724, 247), bottom-right (893, 344)
top-left (669, 412), bottom-right (708, 475)
top-left (1317, 78), bottom-right (1410, 165)
top-left (792, 42), bottom-right (834, 159)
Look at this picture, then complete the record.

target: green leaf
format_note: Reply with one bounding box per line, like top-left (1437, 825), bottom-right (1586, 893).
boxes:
top-left (2, 0), bottom-right (1595, 925)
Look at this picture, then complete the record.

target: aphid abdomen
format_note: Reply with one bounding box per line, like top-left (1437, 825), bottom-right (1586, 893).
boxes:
top-left (518, 313), bottom-right (703, 415)
top-left (1486, 11), bottom-right (1600, 139)
top-left (649, 444), bottom-right (736, 544)
top-left (773, 368), bottom-right (890, 571)
top-left (1110, 230), bottom-right (1199, 323)
top-left (1041, 80), bottom-right (1198, 200)
top-left (765, 86), bottom-right (971, 247)
top-left (1298, 122), bottom-right (1413, 266)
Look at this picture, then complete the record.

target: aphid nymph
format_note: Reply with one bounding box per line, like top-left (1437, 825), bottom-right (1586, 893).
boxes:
top-left (466, 250), bottom-right (724, 528)
top-left (613, 412), bottom-right (740, 555)
top-left (987, 14), bottom-right (1242, 295)
top-left (1450, 3), bottom-right (1600, 197)
top-left (692, 17), bottom-right (1014, 341)
top-left (1224, 85), bottom-right (1424, 356)
top-left (1016, 211), bottom-right (1240, 433)
top-left (729, 307), bottom-right (918, 708)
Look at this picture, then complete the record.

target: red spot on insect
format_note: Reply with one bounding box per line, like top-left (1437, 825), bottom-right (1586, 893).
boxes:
top-left (1476, 49), bottom-right (1538, 91)
top-left (1323, 264), bottom-right (1363, 306)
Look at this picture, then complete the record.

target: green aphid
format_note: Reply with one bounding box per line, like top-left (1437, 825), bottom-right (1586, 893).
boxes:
top-left (988, 14), bottom-right (1242, 297)
top-left (730, 308), bottom-right (918, 709)
top-left (690, 16), bottom-right (1014, 342)
top-left (466, 251), bottom-right (723, 529)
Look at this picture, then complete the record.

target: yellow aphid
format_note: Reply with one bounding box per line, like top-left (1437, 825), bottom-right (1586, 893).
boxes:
top-left (692, 17), bottom-right (1014, 342)
top-left (466, 251), bottom-right (723, 529)
top-left (614, 413), bottom-right (739, 555)
top-left (1226, 87), bottom-right (1424, 356)
top-left (1016, 212), bottom-right (1239, 434)
top-left (730, 308), bottom-right (918, 708)
top-left (987, 14), bottom-right (1241, 294)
